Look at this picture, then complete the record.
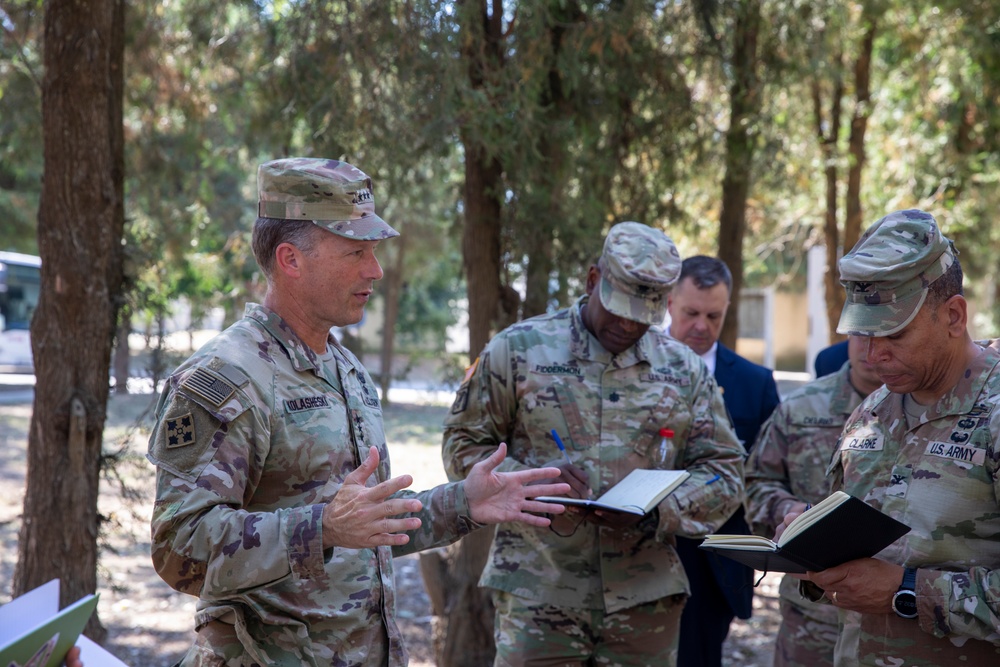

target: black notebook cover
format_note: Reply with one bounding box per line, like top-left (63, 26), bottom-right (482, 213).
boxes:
top-left (698, 494), bottom-right (911, 574)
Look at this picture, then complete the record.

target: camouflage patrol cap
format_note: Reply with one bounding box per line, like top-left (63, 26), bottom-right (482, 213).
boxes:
top-left (837, 209), bottom-right (957, 337)
top-left (257, 157), bottom-right (399, 240)
top-left (597, 221), bottom-right (681, 325)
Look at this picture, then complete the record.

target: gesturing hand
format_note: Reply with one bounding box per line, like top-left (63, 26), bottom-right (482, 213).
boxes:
top-left (321, 446), bottom-right (424, 550)
top-left (464, 442), bottom-right (571, 527)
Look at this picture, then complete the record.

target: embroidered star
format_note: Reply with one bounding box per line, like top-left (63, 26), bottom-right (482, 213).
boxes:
top-left (352, 411), bottom-right (365, 442)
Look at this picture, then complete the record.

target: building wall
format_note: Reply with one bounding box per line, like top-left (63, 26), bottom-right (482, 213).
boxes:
top-left (735, 289), bottom-right (808, 371)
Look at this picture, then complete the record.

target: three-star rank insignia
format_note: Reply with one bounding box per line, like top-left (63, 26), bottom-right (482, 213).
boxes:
top-left (165, 412), bottom-right (196, 448)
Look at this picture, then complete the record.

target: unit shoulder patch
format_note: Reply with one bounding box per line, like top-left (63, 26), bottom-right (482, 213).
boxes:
top-left (148, 395), bottom-right (228, 481)
top-left (164, 412), bottom-right (196, 448)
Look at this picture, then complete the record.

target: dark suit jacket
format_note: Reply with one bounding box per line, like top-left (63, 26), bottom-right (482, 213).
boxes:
top-left (679, 343), bottom-right (780, 620)
top-left (814, 340), bottom-right (849, 378)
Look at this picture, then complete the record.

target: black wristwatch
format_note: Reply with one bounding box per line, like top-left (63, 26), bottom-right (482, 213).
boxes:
top-left (892, 567), bottom-right (918, 619)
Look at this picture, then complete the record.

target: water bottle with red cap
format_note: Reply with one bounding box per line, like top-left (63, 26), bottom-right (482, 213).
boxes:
top-left (650, 427), bottom-right (675, 469)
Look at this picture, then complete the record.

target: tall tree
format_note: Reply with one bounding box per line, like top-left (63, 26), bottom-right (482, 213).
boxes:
top-left (517, 2), bottom-right (583, 319)
top-left (422, 6), bottom-right (510, 664)
top-left (460, 1), bottom-right (509, 359)
top-left (717, 0), bottom-right (763, 349)
top-left (14, 0), bottom-right (126, 642)
top-left (811, 30), bottom-right (846, 346)
top-left (843, 14), bottom-right (877, 262)
top-left (809, 3), bottom-right (879, 343)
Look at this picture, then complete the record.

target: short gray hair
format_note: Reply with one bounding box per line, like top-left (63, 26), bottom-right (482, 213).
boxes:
top-left (678, 255), bottom-right (732, 294)
top-left (252, 218), bottom-right (322, 280)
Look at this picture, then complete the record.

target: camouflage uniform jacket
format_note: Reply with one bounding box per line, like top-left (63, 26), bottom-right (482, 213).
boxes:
top-left (442, 296), bottom-right (745, 614)
top-left (147, 304), bottom-right (478, 667)
top-left (829, 340), bottom-right (1000, 666)
top-left (745, 361), bottom-right (862, 629)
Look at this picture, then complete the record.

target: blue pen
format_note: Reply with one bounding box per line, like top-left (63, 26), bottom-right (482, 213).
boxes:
top-left (551, 429), bottom-right (573, 466)
top-left (705, 474), bottom-right (721, 485)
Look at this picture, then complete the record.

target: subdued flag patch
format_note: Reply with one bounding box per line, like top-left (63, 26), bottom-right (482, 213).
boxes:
top-left (181, 367), bottom-right (237, 407)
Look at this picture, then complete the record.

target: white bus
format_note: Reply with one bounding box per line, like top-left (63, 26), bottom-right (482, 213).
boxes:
top-left (0, 251), bottom-right (41, 371)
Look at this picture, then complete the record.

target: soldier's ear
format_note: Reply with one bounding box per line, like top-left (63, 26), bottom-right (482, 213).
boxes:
top-left (274, 242), bottom-right (304, 278)
top-left (585, 265), bottom-right (600, 294)
top-left (943, 294), bottom-right (967, 337)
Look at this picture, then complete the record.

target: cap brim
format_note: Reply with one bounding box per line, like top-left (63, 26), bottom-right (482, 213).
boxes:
top-left (598, 276), bottom-right (666, 326)
top-left (313, 215), bottom-right (399, 241)
top-left (836, 288), bottom-right (927, 337)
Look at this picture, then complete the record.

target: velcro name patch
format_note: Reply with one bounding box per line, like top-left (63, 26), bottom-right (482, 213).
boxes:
top-left (841, 432), bottom-right (884, 452)
top-left (925, 441), bottom-right (986, 466)
top-left (532, 363), bottom-right (581, 376)
top-left (284, 395), bottom-right (330, 413)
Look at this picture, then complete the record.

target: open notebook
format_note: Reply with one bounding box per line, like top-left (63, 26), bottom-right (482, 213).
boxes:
top-left (535, 468), bottom-right (690, 515)
top-left (699, 491), bottom-right (910, 573)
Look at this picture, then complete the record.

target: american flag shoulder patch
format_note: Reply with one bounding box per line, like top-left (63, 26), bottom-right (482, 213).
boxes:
top-left (180, 367), bottom-right (237, 407)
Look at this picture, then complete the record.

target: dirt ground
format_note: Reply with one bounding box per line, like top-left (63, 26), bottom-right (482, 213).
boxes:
top-left (0, 392), bottom-right (779, 666)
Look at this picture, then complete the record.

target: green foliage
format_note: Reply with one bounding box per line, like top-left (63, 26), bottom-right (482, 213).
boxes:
top-left (5, 0), bottom-right (1000, 349)
top-left (0, 0), bottom-right (43, 252)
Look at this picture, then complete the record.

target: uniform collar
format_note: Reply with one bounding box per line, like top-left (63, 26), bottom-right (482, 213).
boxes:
top-left (569, 295), bottom-right (653, 367)
top-left (244, 303), bottom-right (358, 376)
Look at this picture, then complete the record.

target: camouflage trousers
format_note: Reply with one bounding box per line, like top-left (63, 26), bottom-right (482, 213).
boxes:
top-left (491, 589), bottom-right (687, 667)
top-left (773, 576), bottom-right (838, 667)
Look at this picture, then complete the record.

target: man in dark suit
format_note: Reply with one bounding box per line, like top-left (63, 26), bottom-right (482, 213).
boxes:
top-left (667, 255), bottom-right (781, 667)
top-left (814, 339), bottom-right (848, 377)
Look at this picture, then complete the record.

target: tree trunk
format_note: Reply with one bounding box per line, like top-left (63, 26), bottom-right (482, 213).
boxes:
top-left (844, 19), bottom-right (877, 257)
top-left (379, 233), bottom-right (406, 405)
top-left (523, 234), bottom-right (553, 319)
top-left (811, 45), bottom-right (846, 345)
top-left (463, 144), bottom-right (504, 358)
top-left (15, 0), bottom-right (126, 644)
top-left (113, 312), bottom-right (131, 394)
top-left (429, 3), bottom-right (507, 665)
top-left (460, 1), bottom-right (506, 359)
top-left (717, 0), bottom-right (761, 350)
top-left (522, 4), bottom-right (578, 320)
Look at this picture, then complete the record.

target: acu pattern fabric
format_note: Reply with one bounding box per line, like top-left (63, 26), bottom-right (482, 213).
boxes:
top-left (745, 361), bottom-right (865, 667)
top-left (147, 304), bottom-right (480, 667)
top-left (442, 296), bottom-right (745, 620)
top-left (829, 339), bottom-right (1000, 666)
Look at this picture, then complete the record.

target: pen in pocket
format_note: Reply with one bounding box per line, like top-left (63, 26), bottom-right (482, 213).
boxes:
top-left (551, 429), bottom-right (573, 466)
